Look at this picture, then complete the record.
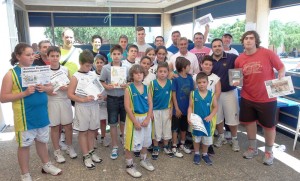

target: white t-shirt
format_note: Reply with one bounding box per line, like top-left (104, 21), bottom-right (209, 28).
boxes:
top-left (48, 66), bottom-right (70, 101)
top-left (169, 51), bottom-right (200, 75)
top-left (193, 73), bottom-right (220, 93)
top-left (143, 72), bottom-right (156, 86)
top-left (134, 42), bottom-right (152, 61)
top-left (225, 47), bottom-right (239, 55)
top-left (122, 59), bottom-right (138, 70)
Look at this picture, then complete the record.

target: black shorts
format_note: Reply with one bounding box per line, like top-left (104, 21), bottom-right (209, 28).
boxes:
top-left (239, 97), bottom-right (277, 128)
top-left (172, 115), bottom-right (188, 132)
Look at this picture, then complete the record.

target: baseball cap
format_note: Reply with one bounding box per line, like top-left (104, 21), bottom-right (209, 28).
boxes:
top-left (222, 33), bottom-right (233, 38)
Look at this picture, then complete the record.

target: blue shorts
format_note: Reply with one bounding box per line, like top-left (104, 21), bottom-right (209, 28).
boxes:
top-left (107, 95), bottom-right (126, 126)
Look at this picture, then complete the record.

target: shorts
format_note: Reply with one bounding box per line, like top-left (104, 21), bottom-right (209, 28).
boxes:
top-left (153, 109), bottom-right (172, 141)
top-left (193, 135), bottom-right (212, 145)
top-left (216, 89), bottom-right (239, 126)
top-left (99, 102), bottom-right (108, 121)
top-left (107, 95), bottom-right (126, 126)
top-left (74, 103), bottom-right (100, 131)
top-left (172, 115), bottom-right (188, 132)
top-left (48, 100), bottom-right (73, 126)
top-left (124, 114), bottom-right (152, 151)
top-left (15, 126), bottom-right (49, 147)
top-left (240, 97), bottom-right (277, 128)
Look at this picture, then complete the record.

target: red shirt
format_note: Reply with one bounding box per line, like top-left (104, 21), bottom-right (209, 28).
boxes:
top-left (235, 47), bottom-right (284, 102)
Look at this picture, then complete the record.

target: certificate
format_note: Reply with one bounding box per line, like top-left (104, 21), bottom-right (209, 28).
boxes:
top-left (229, 69), bottom-right (243, 86)
top-left (195, 13), bottom-right (214, 26)
top-left (75, 73), bottom-right (95, 96)
top-left (51, 70), bottom-right (70, 92)
top-left (21, 66), bottom-right (51, 87)
top-left (111, 66), bottom-right (127, 88)
top-left (265, 76), bottom-right (295, 98)
top-left (84, 78), bottom-right (105, 100)
top-left (190, 113), bottom-right (208, 136)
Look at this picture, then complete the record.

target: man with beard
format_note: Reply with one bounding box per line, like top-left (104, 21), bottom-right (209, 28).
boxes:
top-left (33, 40), bottom-right (51, 66)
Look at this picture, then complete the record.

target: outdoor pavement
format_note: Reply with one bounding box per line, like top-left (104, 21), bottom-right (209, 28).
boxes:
top-left (0, 125), bottom-right (299, 181)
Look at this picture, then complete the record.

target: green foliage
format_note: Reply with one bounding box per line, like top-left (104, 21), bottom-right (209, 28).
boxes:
top-left (269, 20), bottom-right (284, 48)
top-left (282, 22), bottom-right (300, 52)
top-left (44, 27), bottom-right (135, 46)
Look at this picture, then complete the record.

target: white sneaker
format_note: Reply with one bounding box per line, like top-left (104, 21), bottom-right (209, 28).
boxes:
top-left (126, 164), bottom-right (142, 178)
top-left (232, 138), bottom-right (240, 152)
top-left (90, 150), bottom-right (103, 163)
top-left (214, 136), bottom-right (227, 147)
top-left (21, 173), bottom-right (32, 181)
top-left (140, 159), bottom-right (155, 171)
top-left (66, 145), bottom-right (77, 159)
top-left (110, 148), bottom-right (118, 160)
top-left (103, 137), bottom-right (110, 147)
top-left (59, 141), bottom-right (68, 151)
top-left (179, 144), bottom-right (192, 154)
top-left (83, 154), bottom-right (95, 170)
top-left (54, 149), bottom-right (66, 163)
top-left (42, 162), bottom-right (62, 175)
top-left (172, 146), bottom-right (183, 158)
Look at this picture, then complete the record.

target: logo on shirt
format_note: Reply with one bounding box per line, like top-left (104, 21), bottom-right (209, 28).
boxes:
top-left (132, 93), bottom-right (137, 97)
top-left (195, 98), bottom-right (198, 102)
top-left (166, 91), bottom-right (169, 94)
top-left (223, 63), bottom-right (227, 67)
top-left (207, 103), bottom-right (210, 107)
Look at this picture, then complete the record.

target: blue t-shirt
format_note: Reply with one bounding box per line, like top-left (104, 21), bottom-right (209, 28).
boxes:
top-left (172, 74), bottom-right (194, 115)
top-left (167, 44), bottom-right (194, 54)
top-left (192, 90), bottom-right (214, 137)
top-left (211, 52), bottom-right (237, 92)
top-left (151, 79), bottom-right (172, 110)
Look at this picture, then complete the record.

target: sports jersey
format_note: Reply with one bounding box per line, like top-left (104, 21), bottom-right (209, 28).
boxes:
top-left (127, 83), bottom-right (149, 114)
top-left (150, 79), bottom-right (172, 110)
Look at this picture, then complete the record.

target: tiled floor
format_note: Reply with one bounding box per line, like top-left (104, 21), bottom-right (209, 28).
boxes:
top-left (0, 125), bottom-right (299, 181)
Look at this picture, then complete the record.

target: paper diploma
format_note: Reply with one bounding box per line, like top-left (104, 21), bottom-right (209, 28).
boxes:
top-left (51, 70), bottom-right (70, 92)
top-left (84, 78), bottom-right (105, 100)
top-left (111, 66), bottom-right (127, 88)
top-left (265, 76), bottom-right (295, 98)
top-left (190, 113), bottom-right (208, 136)
top-left (75, 73), bottom-right (95, 96)
top-left (195, 13), bottom-right (214, 26)
top-left (21, 66), bottom-right (51, 87)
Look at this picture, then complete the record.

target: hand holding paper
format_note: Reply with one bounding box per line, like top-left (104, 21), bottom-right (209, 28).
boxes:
top-left (190, 113), bottom-right (208, 136)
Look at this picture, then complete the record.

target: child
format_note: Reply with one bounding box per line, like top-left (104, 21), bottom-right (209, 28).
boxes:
top-left (145, 47), bottom-right (155, 63)
top-left (122, 44), bottom-right (138, 69)
top-left (124, 64), bottom-right (154, 178)
top-left (188, 72), bottom-right (218, 165)
top-left (68, 50), bottom-right (102, 169)
top-left (47, 46), bottom-right (77, 163)
top-left (150, 62), bottom-right (174, 160)
top-left (171, 57), bottom-right (194, 157)
top-left (193, 55), bottom-right (221, 155)
top-left (0, 43), bottom-right (62, 181)
top-left (93, 54), bottom-right (110, 147)
top-left (149, 46), bottom-right (168, 75)
top-left (140, 56), bottom-right (156, 86)
top-left (100, 45), bottom-right (129, 160)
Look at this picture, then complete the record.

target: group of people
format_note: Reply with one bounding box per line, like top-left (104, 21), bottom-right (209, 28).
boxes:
top-left (0, 26), bottom-right (285, 181)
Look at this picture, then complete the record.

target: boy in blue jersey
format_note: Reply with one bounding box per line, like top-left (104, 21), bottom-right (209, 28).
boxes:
top-left (171, 57), bottom-right (194, 157)
top-left (124, 64), bottom-right (154, 178)
top-left (150, 62), bottom-right (174, 160)
top-left (188, 72), bottom-right (218, 165)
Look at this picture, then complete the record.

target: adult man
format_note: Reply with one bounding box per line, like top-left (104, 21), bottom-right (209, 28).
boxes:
top-left (60, 28), bottom-right (82, 76)
top-left (235, 31), bottom-right (285, 165)
top-left (90, 35), bottom-right (108, 60)
top-left (169, 37), bottom-right (200, 75)
top-left (190, 32), bottom-right (211, 67)
top-left (222, 33), bottom-right (239, 55)
top-left (33, 40), bottom-right (51, 66)
top-left (211, 38), bottom-right (240, 152)
top-left (107, 35), bottom-right (128, 62)
top-left (154, 36), bottom-right (173, 60)
top-left (134, 26), bottom-right (152, 61)
top-left (167, 31), bottom-right (181, 54)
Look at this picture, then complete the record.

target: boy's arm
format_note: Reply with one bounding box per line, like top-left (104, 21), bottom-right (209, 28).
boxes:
top-left (214, 81), bottom-right (221, 101)
top-left (67, 76), bottom-right (93, 103)
top-left (187, 93), bottom-right (193, 125)
top-left (0, 71), bottom-right (35, 103)
top-left (172, 91), bottom-right (182, 118)
top-left (100, 68), bottom-right (114, 90)
top-left (124, 88), bottom-right (141, 130)
top-left (142, 88), bottom-right (153, 127)
top-left (204, 95), bottom-right (218, 122)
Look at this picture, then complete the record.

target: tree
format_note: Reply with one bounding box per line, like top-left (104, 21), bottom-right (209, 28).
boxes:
top-left (269, 20), bottom-right (284, 49)
top-left (44, 27), bottom-right (135, 46)
top-left (282, 22), bottom-right (300, 52)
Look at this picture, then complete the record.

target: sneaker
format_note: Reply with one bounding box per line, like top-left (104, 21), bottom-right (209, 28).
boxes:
top-left (243, 147), bottom-right (258, 159)
top-left (179, 144), bottom-right (192, 154)
top-left (147, 145), bottom-right (154, 153)
top-left (193, 154), bottom-right (201, 165)
top-left (202, 155), bottom-right (212, 165)
top-left (214, 136), bottom-right (227, 147)
top-left (133, 151), bottom-right (140, 157)
top-left (83, 154), bottom-right (95, 170)
top-left (263, 151), bottom-right (274, 166)
top-left (102, 137), bottom-right (110, 147)
top-left (164, 147), bottom-right (174, 158)
top-left (42, 162), bottom-right (62, 175)
top-left (208, 145), bottom-right (215, 156)
top-left (21, 173), bottom-right (32, 181)
top-left (110, 148), bottom-right (118, 160)
top-left (152, 149), bottom-right (159, 160)
top-left (90, 150), bottom-right (103, 163)
top-left (54, 149), bottom-right (66, 164)
top-left (66, 146), bottom-right (77, 159)
top-left (140, 159), bottom-right (155, 171)
top-left (172, 146), bottom-right (183, 158)
top-left (232, 139), bottom-right (240, 152)
top-left (59, 141), bottom-right (68, 151)
top-left (126, 164), bottom-right (142, 178)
